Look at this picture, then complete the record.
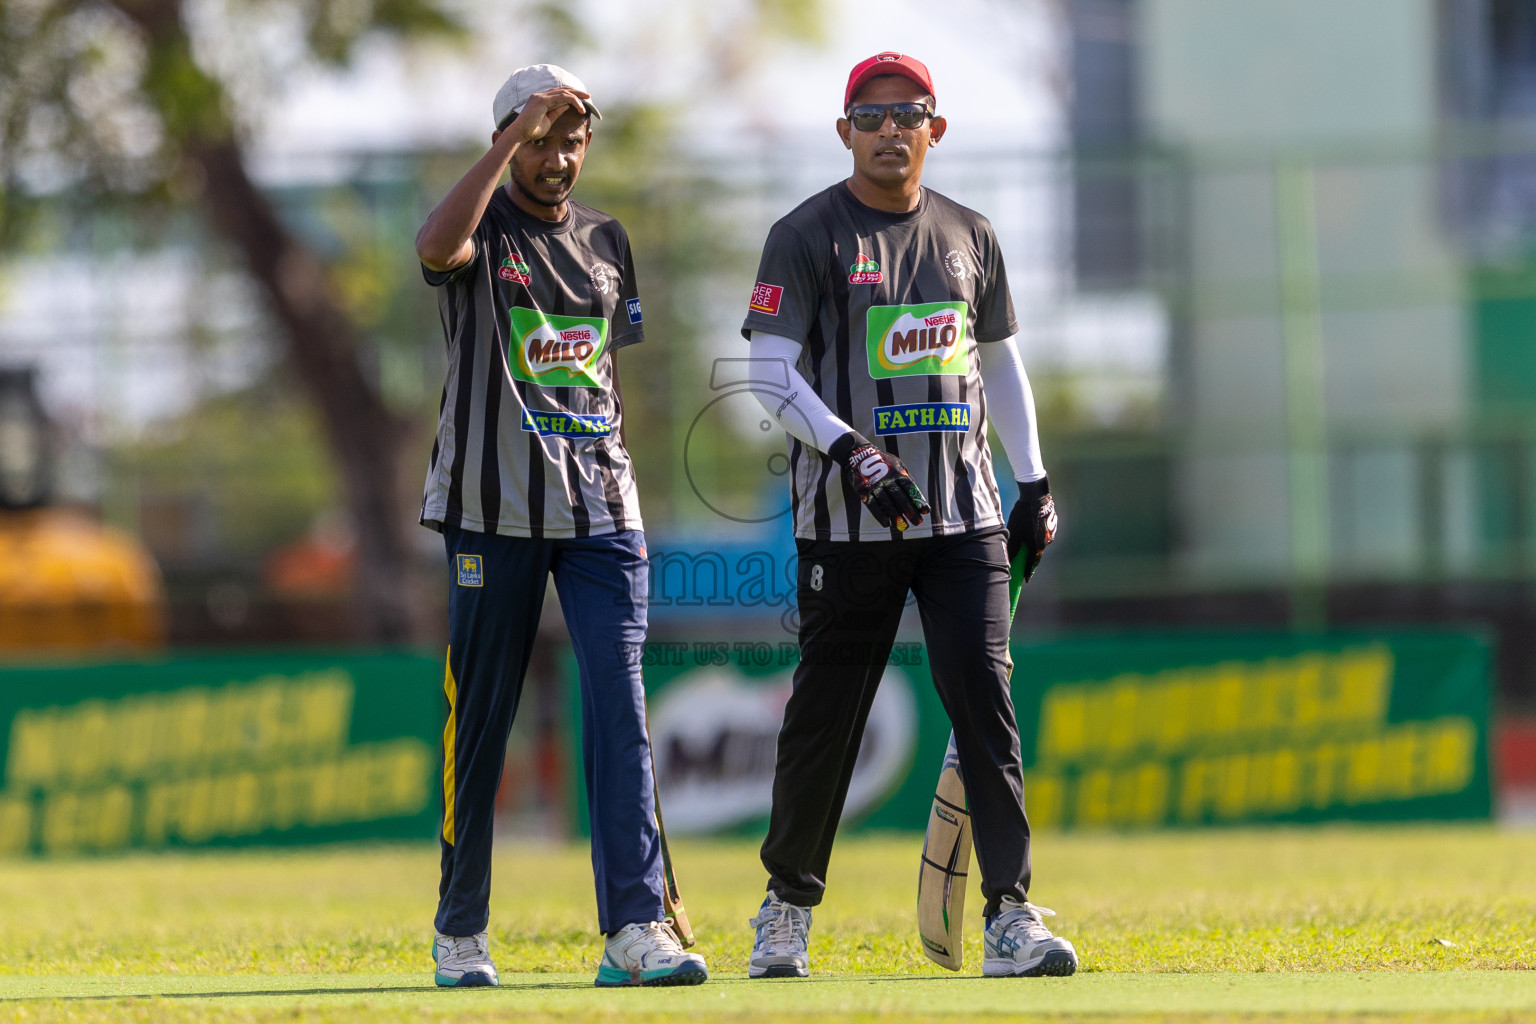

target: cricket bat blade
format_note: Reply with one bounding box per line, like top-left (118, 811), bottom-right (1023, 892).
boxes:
top-left (916, 732), bottom-right (970, 970)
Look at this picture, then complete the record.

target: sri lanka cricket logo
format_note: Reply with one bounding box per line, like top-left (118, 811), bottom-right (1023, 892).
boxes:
top-left (864, 301), bottom-right (970, 378)
top-left (848, 252), bottom-right (883, 284)
top-left (499, 253), bottom-right (532, 285)
top-left (508, 307), bottom-right (609, 388)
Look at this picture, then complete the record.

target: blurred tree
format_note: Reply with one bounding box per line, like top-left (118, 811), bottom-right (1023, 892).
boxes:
top-left (0, 0), bottom-right (826, 638)
top-left (0, 0), bottom-right (461, 640)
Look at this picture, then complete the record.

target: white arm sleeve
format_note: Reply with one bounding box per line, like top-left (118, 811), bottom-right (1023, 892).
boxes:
top-left (747, 331), bottom-right (854, 453)
top-left (976, 334), bottom-right (1047, 482)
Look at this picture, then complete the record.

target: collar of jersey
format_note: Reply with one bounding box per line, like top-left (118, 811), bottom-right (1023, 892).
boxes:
top-left (497, 185), bottom-right (578, 233)
top-left (837, 182), bottom-right (927, 222)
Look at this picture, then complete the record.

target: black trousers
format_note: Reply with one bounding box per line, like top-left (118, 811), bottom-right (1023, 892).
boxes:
top-left (760, 526), bottom-right (1031, 918)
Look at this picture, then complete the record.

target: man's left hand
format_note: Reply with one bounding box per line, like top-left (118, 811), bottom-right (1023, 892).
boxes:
top-left (1006, 476), bottom-right (1056, 582)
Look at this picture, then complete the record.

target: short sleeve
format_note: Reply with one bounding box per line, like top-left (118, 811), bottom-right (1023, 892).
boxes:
top-left (611, 232), bottom-right (646, 352)
top-left (740, 221), bottom-right (827, 343)
top-left (421, 234), bottom-right (482, 288)
top-left (973, 223), bottom-right (1019, 344)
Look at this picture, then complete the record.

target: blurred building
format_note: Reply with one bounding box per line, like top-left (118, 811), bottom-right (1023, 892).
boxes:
top-left (4, 1), bottom-right (1536, 703)
top-left (1051, 0), bottom-right (1536, 704)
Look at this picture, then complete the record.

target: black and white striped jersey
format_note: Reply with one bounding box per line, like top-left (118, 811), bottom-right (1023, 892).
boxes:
top-left (741, 184), bottom-right (1018, 542)
top-left (420, 189), bottom-right (645, 538)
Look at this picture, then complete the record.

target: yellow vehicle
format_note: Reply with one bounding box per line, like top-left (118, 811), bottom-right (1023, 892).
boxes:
top-left (0, 368), bottom-right (164, 655)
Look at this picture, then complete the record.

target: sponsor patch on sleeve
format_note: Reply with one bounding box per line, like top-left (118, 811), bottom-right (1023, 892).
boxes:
top-left (521, 411), bottom-right (613, 437)
top-left (749, 282), bottom-right (784, 316)
top-left (873, 402), bottom-right (973, 435)
top-left (456, 554), bottom-right (484, 587)
top-left (626, 297), bottom-right (643, 324)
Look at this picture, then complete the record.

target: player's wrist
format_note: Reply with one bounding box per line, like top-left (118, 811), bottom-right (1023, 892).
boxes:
top-left (828, 430), bottom-right (870, 465)
top-left (1016, 475), bottom-right (1049, 503)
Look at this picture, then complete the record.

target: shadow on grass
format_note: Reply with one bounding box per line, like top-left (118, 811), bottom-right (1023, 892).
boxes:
top-left (0, 973), bottom-right (991, 1003)
top-left (711, 976), bottom-right (987, 984)
top-left (0, 981), bottom-right (593, 1002)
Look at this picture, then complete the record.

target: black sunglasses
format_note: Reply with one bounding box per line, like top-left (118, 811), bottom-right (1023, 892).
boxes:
top-left (846, 102), bottom-right (934, 132)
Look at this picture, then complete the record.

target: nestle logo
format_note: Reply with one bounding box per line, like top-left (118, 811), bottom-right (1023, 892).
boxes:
top-left (559, 328), bottom-right (594, 342)
top-left (924, 313), bottom-right (956, 327)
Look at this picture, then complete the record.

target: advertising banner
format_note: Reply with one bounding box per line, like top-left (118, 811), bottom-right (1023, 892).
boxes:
top-left (1014, 633), bottom-right (1491, 828)
top-left (0, 653), bottom-right (442, 855)
top-left (574, 632), bottom-right (1492, 836)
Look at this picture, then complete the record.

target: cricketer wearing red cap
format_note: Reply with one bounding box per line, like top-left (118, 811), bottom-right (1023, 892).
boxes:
top-left (739, 53), bottom-right (1078, 979)
top-left (842, 50), bottom-right (935, 109)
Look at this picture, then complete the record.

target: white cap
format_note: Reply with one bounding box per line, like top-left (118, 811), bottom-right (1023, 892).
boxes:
top-left (493, 64), bottom-right (601, 130)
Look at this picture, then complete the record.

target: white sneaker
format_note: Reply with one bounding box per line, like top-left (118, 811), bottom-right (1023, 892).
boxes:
top-left (433, 931), bottom-right (498, 987)
top-left (594, 921), bottom-right (709, 987)
top-left (748, 892), bottom-right (811, 978)
top-left (982, 898), bottom-right (1078, 977)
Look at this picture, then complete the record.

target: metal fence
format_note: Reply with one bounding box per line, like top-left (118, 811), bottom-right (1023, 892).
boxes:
top-left (3, 137), bottom-right (1536, 634)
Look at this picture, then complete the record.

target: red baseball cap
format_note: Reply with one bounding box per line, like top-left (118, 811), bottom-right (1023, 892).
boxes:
top-left (844, 52), bottom-right (935, 111)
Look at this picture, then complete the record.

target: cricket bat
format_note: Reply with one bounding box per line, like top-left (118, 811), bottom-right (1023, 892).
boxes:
top-left (916, 733), bottom-right (970, 968)
top-left (916, 556), bottom-right (1027, 969)
top-left (654, 780), bottom-right (696, 948)
top-left (642, 703), bottom-right (696, 949)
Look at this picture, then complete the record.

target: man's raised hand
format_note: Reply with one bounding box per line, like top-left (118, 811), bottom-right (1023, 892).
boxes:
top-left (829, 431), bottom-right (931, 531)
top-left (507, 87), bottom-right (590, 143)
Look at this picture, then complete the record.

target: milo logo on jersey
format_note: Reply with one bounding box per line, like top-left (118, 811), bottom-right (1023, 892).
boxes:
top-left (508, 308), bottom-right (609, 388)
top-left (865, 301), bottom-right (970, 378)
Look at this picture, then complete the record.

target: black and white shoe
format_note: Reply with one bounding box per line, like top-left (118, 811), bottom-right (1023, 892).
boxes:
top-left (982, 898), bottom-right (1078, 977)
top-left (434, 931), bottom-right (499, 987)
top-left (748, 892), bottom-right (811, 978)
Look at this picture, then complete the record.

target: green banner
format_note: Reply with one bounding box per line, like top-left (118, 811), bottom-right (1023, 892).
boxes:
top-left (1010, 633), bottom-right (1492, 828)
top-left (0, 653), bottom-right (443, 855)
top-left (574, 632), bottom-right (1491, 836)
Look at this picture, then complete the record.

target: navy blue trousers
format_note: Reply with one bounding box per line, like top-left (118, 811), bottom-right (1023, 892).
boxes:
top-left (435, 525), bottom-right (665, 937)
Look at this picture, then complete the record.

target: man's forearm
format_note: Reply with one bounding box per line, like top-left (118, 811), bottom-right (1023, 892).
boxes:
top-left (976, 334), bottom-right (1046, 482)
top-left (415, 134), bottom-right (522, 271)
top-left (747, 332), bottom-right (853, 452)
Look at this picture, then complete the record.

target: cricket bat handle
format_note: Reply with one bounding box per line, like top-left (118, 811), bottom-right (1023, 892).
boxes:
top-left (653, 782), bottom-right (696, 948)
top-left (641, 699), bottom-right (696, 948)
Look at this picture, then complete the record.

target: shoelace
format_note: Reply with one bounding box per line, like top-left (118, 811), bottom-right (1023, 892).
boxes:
top-left (750, 902), bottom-right (808, 952)
top-left (441, 934), bottom-right (487, 966)
top-left (994, 899), bottom-right (1057, 941)
top-left (638, 920), bottom-right (681, 952)
top-left (611, 920), bottom-right (684, 966)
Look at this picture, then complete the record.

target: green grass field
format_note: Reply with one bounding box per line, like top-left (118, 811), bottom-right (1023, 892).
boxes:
top-left (2, 827), bottom-right (1534, 1021)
